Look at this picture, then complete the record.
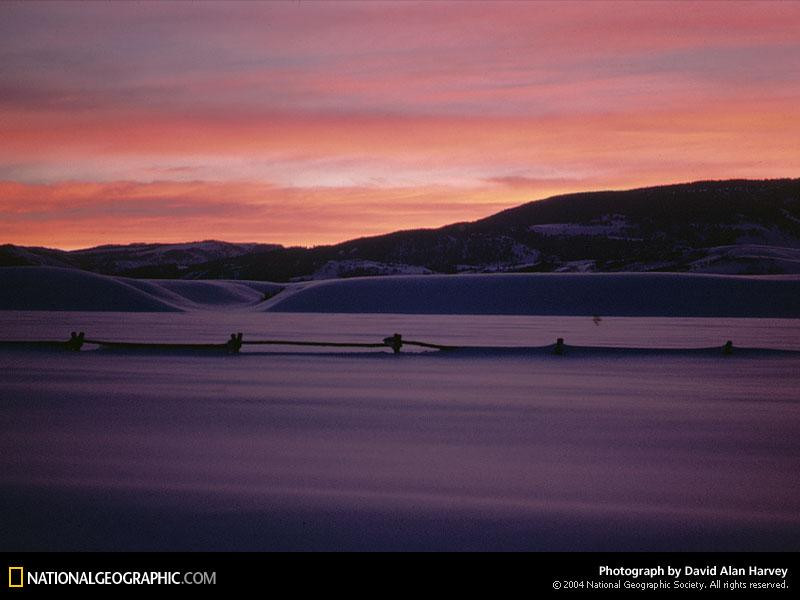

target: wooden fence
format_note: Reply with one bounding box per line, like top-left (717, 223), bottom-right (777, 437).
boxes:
top-left (0, 332), bottom-right (751, 356)
top-left (0, 331), bottom-right (458, 354)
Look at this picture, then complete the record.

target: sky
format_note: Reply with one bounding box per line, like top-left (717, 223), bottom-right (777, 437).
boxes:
top-left (1, 0), bottom-right (799, 250)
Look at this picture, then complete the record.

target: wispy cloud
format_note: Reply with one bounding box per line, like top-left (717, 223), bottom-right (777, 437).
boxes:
top-left (1, 1), bottom-right (799, 246)
top-left (0, 180), bottom-right (520, 249)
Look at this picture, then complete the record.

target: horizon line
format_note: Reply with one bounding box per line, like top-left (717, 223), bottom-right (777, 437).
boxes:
top-left (5, 175), bottom-right (798, 252)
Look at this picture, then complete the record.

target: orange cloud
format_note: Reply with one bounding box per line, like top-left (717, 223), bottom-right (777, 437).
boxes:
top-left (2, 101), bottom-right (797, 178)
top-left (0, 180), bottom-right (543, 249)
top-left (1, 1), bottom-right (799, 247)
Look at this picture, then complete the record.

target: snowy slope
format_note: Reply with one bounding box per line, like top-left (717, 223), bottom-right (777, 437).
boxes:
top-left (3, 266), bottom-right (800, 317)
top-left (68, 240), bottom-right (273, 273)
top-left (264, 272), bottom-right (800, 317)
top-left (0, 267), bottom-right (282, 311)
top-left (687, 244), bottom-right (800, 274)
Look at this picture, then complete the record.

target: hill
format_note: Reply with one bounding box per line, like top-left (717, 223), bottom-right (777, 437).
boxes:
top-left (2, 179), bottom-right (799, 280)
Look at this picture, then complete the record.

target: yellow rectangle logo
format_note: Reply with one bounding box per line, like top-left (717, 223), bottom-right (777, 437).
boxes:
top-left (8, 566), bottom-right (24, 588)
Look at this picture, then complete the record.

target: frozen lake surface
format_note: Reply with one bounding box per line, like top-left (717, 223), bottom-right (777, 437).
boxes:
top-left (2, 312), bottom-right (799, 550)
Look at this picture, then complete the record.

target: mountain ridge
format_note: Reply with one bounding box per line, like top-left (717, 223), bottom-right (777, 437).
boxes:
top-left (3, 178), bottom-right (799, 280)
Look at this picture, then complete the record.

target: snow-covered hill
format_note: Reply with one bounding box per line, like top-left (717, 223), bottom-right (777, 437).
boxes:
top-left (3, 178), bottom-right (800, 278)
top-left (0, 240), bottom-right (278, 278)
top-left (0, 267), bottom-right (282, 311)
top-left (3, 267), bottom-right (799, 317)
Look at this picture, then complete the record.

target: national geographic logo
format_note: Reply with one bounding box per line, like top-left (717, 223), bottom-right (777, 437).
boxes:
top-left (5, 566), bottom-right (215, 587)
top-left (8, 566), bottom-right (24, 588)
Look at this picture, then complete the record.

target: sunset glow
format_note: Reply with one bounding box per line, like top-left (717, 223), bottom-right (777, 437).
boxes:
top-left (2, 0), bottom-right (799, 249)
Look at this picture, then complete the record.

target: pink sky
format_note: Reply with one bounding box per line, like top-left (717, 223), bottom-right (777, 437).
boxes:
top-left (2, 0), bottom-right (799, 249)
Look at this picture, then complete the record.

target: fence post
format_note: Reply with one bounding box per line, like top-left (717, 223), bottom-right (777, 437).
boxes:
top-left (66, 331), bottom-right (84, 352)
top-left (383, 333), bottom-right (403, 354)
top-left (227, 332), bottom-right (243, 354)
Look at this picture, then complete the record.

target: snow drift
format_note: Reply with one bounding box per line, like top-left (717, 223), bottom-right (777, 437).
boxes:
top-left (265, 272), bottom-right (800, 318)
top-left (0, 267), bottom-right (281, 311)
top-left (3, 266), bottom-right (800, 317)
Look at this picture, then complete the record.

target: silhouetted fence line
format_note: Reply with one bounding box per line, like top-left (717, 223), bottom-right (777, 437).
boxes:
top-left (0, 332), bottom-right (790, 356)
top-left (0, 331), bottom-right (458, 354)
